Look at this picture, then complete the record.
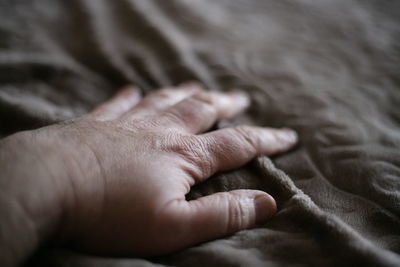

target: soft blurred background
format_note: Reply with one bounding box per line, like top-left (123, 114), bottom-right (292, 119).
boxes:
top-left (1, 0), bottom-right (399, 266)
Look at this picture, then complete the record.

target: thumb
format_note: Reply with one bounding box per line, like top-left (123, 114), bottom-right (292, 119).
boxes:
top-left (183, 189), bottom-right (277, 245)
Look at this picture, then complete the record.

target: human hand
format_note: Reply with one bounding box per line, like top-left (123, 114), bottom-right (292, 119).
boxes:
top-left (0, 83), bottom-right (298, 264)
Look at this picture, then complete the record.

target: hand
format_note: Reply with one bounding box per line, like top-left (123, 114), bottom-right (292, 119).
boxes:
top-left (0, 83), bottom-right (298, 264)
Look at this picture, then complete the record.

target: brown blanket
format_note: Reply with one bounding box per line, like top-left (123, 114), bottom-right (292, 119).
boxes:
top-left (1, 0), bottom-right (400, 266)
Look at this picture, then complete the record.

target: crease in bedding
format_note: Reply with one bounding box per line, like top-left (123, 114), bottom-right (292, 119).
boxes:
top-left (0, 0), bottom-right (399, 266)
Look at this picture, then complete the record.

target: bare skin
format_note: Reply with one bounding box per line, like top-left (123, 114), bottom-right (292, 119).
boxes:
top-left (0, 83), bottom-right (297, 266)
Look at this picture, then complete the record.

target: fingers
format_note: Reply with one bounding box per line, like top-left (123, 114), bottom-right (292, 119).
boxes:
top-left (184, 127), bottom-right (297, 182)
top-left (123, 83), bottom-right (201, 120)
top-left (163, 190), bottom-right (276, 249)
top-left (157, 90), bottom-right (250, 134)
top-left (91, 86), bottom-right (142, 121)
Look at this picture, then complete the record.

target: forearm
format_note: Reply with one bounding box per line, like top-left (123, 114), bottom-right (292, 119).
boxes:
top-left (0, 131), bottom-right (68, 267)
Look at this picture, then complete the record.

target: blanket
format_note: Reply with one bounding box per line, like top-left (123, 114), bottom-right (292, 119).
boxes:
top-left (1, 0), bottom-right (399, 266)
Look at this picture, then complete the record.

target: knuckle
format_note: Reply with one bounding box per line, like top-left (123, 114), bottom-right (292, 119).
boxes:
top-left (162, 135), bottom-right (213, 179)
top-left (212, 132), bottom-right (242, 158)
top-left (154, 89), bottom-right (174, 99)
top-left (191, 93), bottom-right (218, 116)
top-left (161, 109), bottom-right (184, 125)
top-left (233, 125), bottom-right (253, 135)
top-left (232, 126), bottom-right (259, 151)
top-left (192, 92), bottom-right (215, 105)
top-left (226, 194), bottom-right (247, 231)
top-left (162, 135), bottom-right (191, 154)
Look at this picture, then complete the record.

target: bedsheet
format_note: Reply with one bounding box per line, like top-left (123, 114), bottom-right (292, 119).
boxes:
top-left (0, 0), bottom-right (399, 266)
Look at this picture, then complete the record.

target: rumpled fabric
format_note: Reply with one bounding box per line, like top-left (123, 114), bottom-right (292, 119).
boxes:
top-left (1, 0), bottom-right (399, 266)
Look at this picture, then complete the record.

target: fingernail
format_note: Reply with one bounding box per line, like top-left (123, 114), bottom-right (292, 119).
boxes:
top-left (229, 90), bottom-right (250, 108)
top-left (277, 128), bottom-right (298, 144)
top-left (254, 194), bottom-right (277, 225)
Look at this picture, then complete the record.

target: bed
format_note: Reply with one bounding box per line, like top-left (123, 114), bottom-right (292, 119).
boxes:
top-left (1, 0), bottom-right (399, 266)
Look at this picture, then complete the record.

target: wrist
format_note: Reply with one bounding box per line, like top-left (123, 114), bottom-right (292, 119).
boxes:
top-left (0, 129), bottom-right (75, 266)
